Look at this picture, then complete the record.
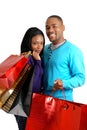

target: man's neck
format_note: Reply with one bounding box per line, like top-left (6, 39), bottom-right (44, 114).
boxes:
top-left (51, 39), bottom-right (66, 50)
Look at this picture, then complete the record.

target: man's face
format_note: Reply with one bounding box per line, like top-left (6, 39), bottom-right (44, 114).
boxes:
top-left (45, 17), bottom-right (65, 45)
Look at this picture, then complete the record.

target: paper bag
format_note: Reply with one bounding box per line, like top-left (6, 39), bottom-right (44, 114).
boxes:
top-left (25, 93), bottom-right (87, 130)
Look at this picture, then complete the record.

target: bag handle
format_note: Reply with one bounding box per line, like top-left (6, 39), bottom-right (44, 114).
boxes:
top-left (51, 88), bottom-right (70, 110)
top-left (61, 87), bottom-right (66, 100)
top-left (51, 87), bottom-right (66, 100)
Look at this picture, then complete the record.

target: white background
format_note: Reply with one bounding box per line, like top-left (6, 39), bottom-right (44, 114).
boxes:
top-left (0, 0), bottom-right (87, 129)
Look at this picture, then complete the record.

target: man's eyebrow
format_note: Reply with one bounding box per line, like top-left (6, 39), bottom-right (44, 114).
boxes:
top-left (46, 24), bottom-right (58, 27)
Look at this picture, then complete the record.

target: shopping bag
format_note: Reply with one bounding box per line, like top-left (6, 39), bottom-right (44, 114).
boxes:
top-left (25, 93), bottom-right (87, 130)
top-left (0, 52), bottom-right (31, 108)
top-left (1, 63), bottom-right (33, 117)
top-left (8, 66), bottom-right (34, 117)
top-left (0, 54), bottom-right (28, 99)
top-left (0, 64), bottom-right (30, 108)
top-left (79, 104), bottom-right (87, 130)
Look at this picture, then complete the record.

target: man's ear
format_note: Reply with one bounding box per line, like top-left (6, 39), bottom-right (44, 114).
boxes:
top-left (62, 24), bottom-right (65, 31)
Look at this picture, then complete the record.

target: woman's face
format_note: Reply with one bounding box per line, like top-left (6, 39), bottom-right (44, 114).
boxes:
top-left (31, 34), bottom-right (44, 54)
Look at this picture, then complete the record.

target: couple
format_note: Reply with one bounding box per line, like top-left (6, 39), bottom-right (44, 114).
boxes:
top-left (15, 15), bottom-right (85, 130)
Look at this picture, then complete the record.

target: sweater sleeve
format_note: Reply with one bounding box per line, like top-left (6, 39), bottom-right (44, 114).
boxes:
top-left (32, 60), bottom-right (43, 92)
top-left (28, 55), bottom-right (43, 92)
top-left (27, 55), bottom-right (43, 76)
top-left (27, 55), bottom-right (34, 66)
top-left (62, 47), bottom-right (85, 89)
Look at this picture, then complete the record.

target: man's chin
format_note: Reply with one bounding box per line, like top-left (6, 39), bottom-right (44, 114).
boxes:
top-left (49, 38), bottom-right (55, 43)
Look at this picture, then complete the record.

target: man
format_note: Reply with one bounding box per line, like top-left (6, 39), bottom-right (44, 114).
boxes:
top-left (43, 15), bottom-right (85, 101)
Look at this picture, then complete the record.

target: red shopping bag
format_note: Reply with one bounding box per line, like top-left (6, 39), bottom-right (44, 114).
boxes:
top-left (1, 64), bottom-right (33, 117)
top-left (79, 104), bottom-right (87, 130)
top-left (25, 93), bottom-right (87, 130)
top-left (0, 54), bottom-right (28, 90)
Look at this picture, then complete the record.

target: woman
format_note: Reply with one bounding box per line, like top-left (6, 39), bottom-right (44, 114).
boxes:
top-left (15, 27), bottom-right (45, 130)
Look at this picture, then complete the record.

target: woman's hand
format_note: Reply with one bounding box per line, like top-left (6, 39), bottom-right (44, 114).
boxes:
top-left (32, 51), bottom-right (41, 60)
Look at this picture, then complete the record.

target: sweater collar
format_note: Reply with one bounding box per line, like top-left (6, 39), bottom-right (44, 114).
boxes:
top-left (50, 39), bottom-right (66, 50)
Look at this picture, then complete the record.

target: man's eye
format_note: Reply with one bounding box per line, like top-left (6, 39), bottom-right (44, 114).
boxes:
top-left (46, 26), bottom-right (50, 30)
top-left (53, 25), bottom-right (58, 28)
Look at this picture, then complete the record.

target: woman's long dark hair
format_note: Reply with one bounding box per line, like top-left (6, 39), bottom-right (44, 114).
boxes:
top-left (21, 27), bottom-right (45, 57)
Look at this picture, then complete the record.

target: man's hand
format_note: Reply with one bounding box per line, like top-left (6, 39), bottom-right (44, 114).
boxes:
top-left (52, 79), bottom-right (63, 90)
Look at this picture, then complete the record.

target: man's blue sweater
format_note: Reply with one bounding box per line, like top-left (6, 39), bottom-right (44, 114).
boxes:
top-left (43, 40), bottom-right (85, 101)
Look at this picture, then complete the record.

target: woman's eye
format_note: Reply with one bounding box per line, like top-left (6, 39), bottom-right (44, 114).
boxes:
top-left (32, 42), bottom-right (37, 45)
